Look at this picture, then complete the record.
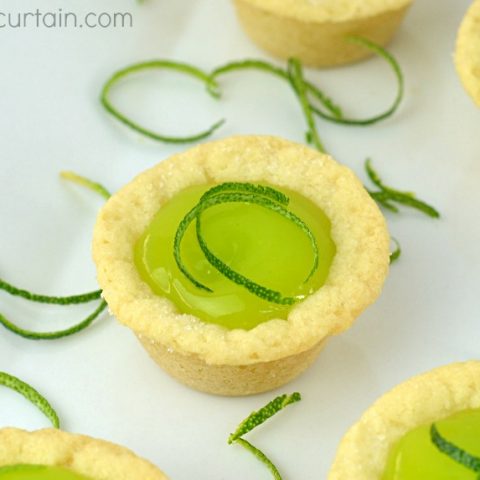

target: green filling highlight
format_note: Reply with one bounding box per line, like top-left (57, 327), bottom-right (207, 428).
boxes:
top-left (0, 465), bottom-right (93, 480)
top-left (382, 408), bottom-right (480, 480)
top-left (134, 184), bottom-right (335, 330)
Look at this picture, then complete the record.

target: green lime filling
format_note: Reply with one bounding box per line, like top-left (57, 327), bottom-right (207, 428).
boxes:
top-left (382, 408), bottom-right (480, 480)
top-left (134, 183), bottom-right (335, 330)
top-left (0, 465), bottom-right (93, 480)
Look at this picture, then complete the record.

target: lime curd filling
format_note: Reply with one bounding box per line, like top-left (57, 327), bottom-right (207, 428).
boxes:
top-left (0, 465), bottom-right (93, 480)
top-left (134, 183), bottom-right (336, 330)
top-left (382, 408), bottom-right (480, 480)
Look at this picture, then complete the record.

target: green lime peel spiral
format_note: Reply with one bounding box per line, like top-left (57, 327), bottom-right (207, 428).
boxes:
top-left (0, 372), bottom-right (60, 428)
top-left (174, 183), bottom-right (319, 305)
top-left (431, 423), bottom-right (480, 476)
top-left (229, 392), bottom-right (301, 480)
top-left (0, 173), bottom-right (110, 341)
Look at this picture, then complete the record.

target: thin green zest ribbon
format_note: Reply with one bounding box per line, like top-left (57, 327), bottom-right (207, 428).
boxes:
top-left (431, 424), bottom-right (480, 474)
top-left (0, 301), bottom-right (107, 341)
top-left (101, 60), bottom-right (225, 143)
top-left (0, 172), bottom-right (110, 341)
top-left (174, 183), bottom-right (319, 305)
top-left (209, 58), bottom-right (342, 118)
top-left (229, 392), bottom-right (302, 480)
top-left (0, 278), bottom-right (101, 305)
top-left (310, 36), bottom-right (404, 126)
top-left (287, 58), bottom-right (326, 153)
top-left (365, 158), bottom-right (440, 218)
top-left (0, 372), bottom-right (60, 428)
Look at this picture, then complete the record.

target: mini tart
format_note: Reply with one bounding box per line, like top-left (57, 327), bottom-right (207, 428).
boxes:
top-left (455, 0), bottom-right (480, 106)
top-left (328, 361), bottom-right (480, 480)
top-left (93, 135), bottom-right (390, 396)
top-left (232, 0), bottom-right (413, 67)
top-left (0, 428), bottom-right (168, 480)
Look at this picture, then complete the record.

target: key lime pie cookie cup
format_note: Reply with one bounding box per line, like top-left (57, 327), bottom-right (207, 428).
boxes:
top-left (0, 428), bottom-right (168, 480)
top-left (232, 0), bottom-right (413, 67)
top-left (455, 0), bottom-right (480, 106)
top-left (328, 361), bottom-right (480, 480)
top-left (93, 135), bottom-right (389, 396)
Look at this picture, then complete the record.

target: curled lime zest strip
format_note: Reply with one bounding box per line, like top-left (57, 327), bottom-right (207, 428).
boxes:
top-left (287, 58), bottom-right (327, 153)
top-left (174, 184), bottom-right (319, 305)
top-left (101, 60), bottom-right (225, 143)
top-left (0, 278), bottom-right (101, 305)
top-left (0, 371), bottom-right (60, 428)
top-left (365, 159), bottom-right (440, 218)
top-left (311, 36), bottom-right (404, 126)
top-left (431, 424), bottom-right (480, 473)
top-left (60, 171), bottom-right (111, 200)
top-left (0, 300), bottom-right (107, 341)
top-left (235, 438), bottom-right (282, 480)
top-left (228, 392), bottom-right (302, 480)
top-left (200, 181), bottom-right (289, 206)
top-left (229, 392), bottom-right (302, 443)
top-left (209, 58), bottom-right (342, 118)
top-left (389, 237), bottom-right (402, 263)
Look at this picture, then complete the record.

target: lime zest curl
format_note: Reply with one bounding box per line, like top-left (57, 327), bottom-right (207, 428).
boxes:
top-left (0, 371), bottom-right (60, 428)
top-left (60, 171), bottom-right (112, 200)
top-left (235, 438), bottom-right (282, 480)
top-left (0, 301), bottom-right (107, 341)
top-left (229, 392), bottom-right (302, 443)
top-left (287, 58), bottom-right (326, 153)
top-left (365, 159), bottom-right (440, 218)
top-left (1, 172), bottom-right (109, 341)
top-left (0, 278), bottom-right (101, 305)
top-left (174, 183), bottom-right (319, 305)
top-left (209, 58), bottom-right (342, 118)
top-left (229, 392), bottom-right (302, 480)
top-left (389, 238), bottom-right (402, 263)
top-left (310, 36), bottom-right (404, 126)
top-left (431, 423), bottom-right (480, 474)
top-left (100, 60), bottom-right (225, 144)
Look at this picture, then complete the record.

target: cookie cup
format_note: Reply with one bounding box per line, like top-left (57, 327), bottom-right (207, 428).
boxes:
top-left (0, 428), bottom-right (168, 480)
top-left (455, 0), bottom-right (480, 106)
top-left (232, 0), bottom-right (413, 67)
top-left (93, 136), bottom-right (390, 396)
top-left (328, 361), bottom-right (480, 480)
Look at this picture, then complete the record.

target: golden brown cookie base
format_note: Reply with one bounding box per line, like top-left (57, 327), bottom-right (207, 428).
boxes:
top-left (233, 0), bottom-right (411, 67)
top-left (138, 334), bottom-right (326, 396)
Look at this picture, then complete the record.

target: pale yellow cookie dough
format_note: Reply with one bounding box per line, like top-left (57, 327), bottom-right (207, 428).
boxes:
top-left (328, 361), bottom-right (480, 480)
top-left (232, 0), bottom-right (413, 67)
top-left (0, 428), bottom-right (169, 480)
top-left (455, 0), bottom-right (480, 106)
top-left (93, 135), bottom-right (390, 396)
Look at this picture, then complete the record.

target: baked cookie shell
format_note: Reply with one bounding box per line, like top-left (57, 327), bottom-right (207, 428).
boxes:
top-left (93, 136), bottom-right (389, 395)
top-left (328, 361), bottom-right (480, 480)
top-left (233, 0), bottom-right (413, 67)
top-left (0, 428), bottom-right (168, 480)
top-left (455, 0), bottom-right (480, 106)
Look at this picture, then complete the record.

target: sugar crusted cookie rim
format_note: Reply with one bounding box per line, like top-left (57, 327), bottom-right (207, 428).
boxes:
top-left (93, 135), bottom-right (389, 366)
top-left (455, 0), bottom-right (480, 106)
top-left (0, 428), bottom-right (168, 480)
top-left (235, 0), bottom-right (413, 24)
top-left (328, 361), bottom-right (480, 480)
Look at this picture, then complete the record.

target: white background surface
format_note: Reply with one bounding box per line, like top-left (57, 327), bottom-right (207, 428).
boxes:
top-left (0, 0), bottom-right (479, 478)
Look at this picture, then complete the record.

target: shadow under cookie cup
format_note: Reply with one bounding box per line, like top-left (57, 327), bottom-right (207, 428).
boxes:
top-left (93, 135), bottom-right (390, 396)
